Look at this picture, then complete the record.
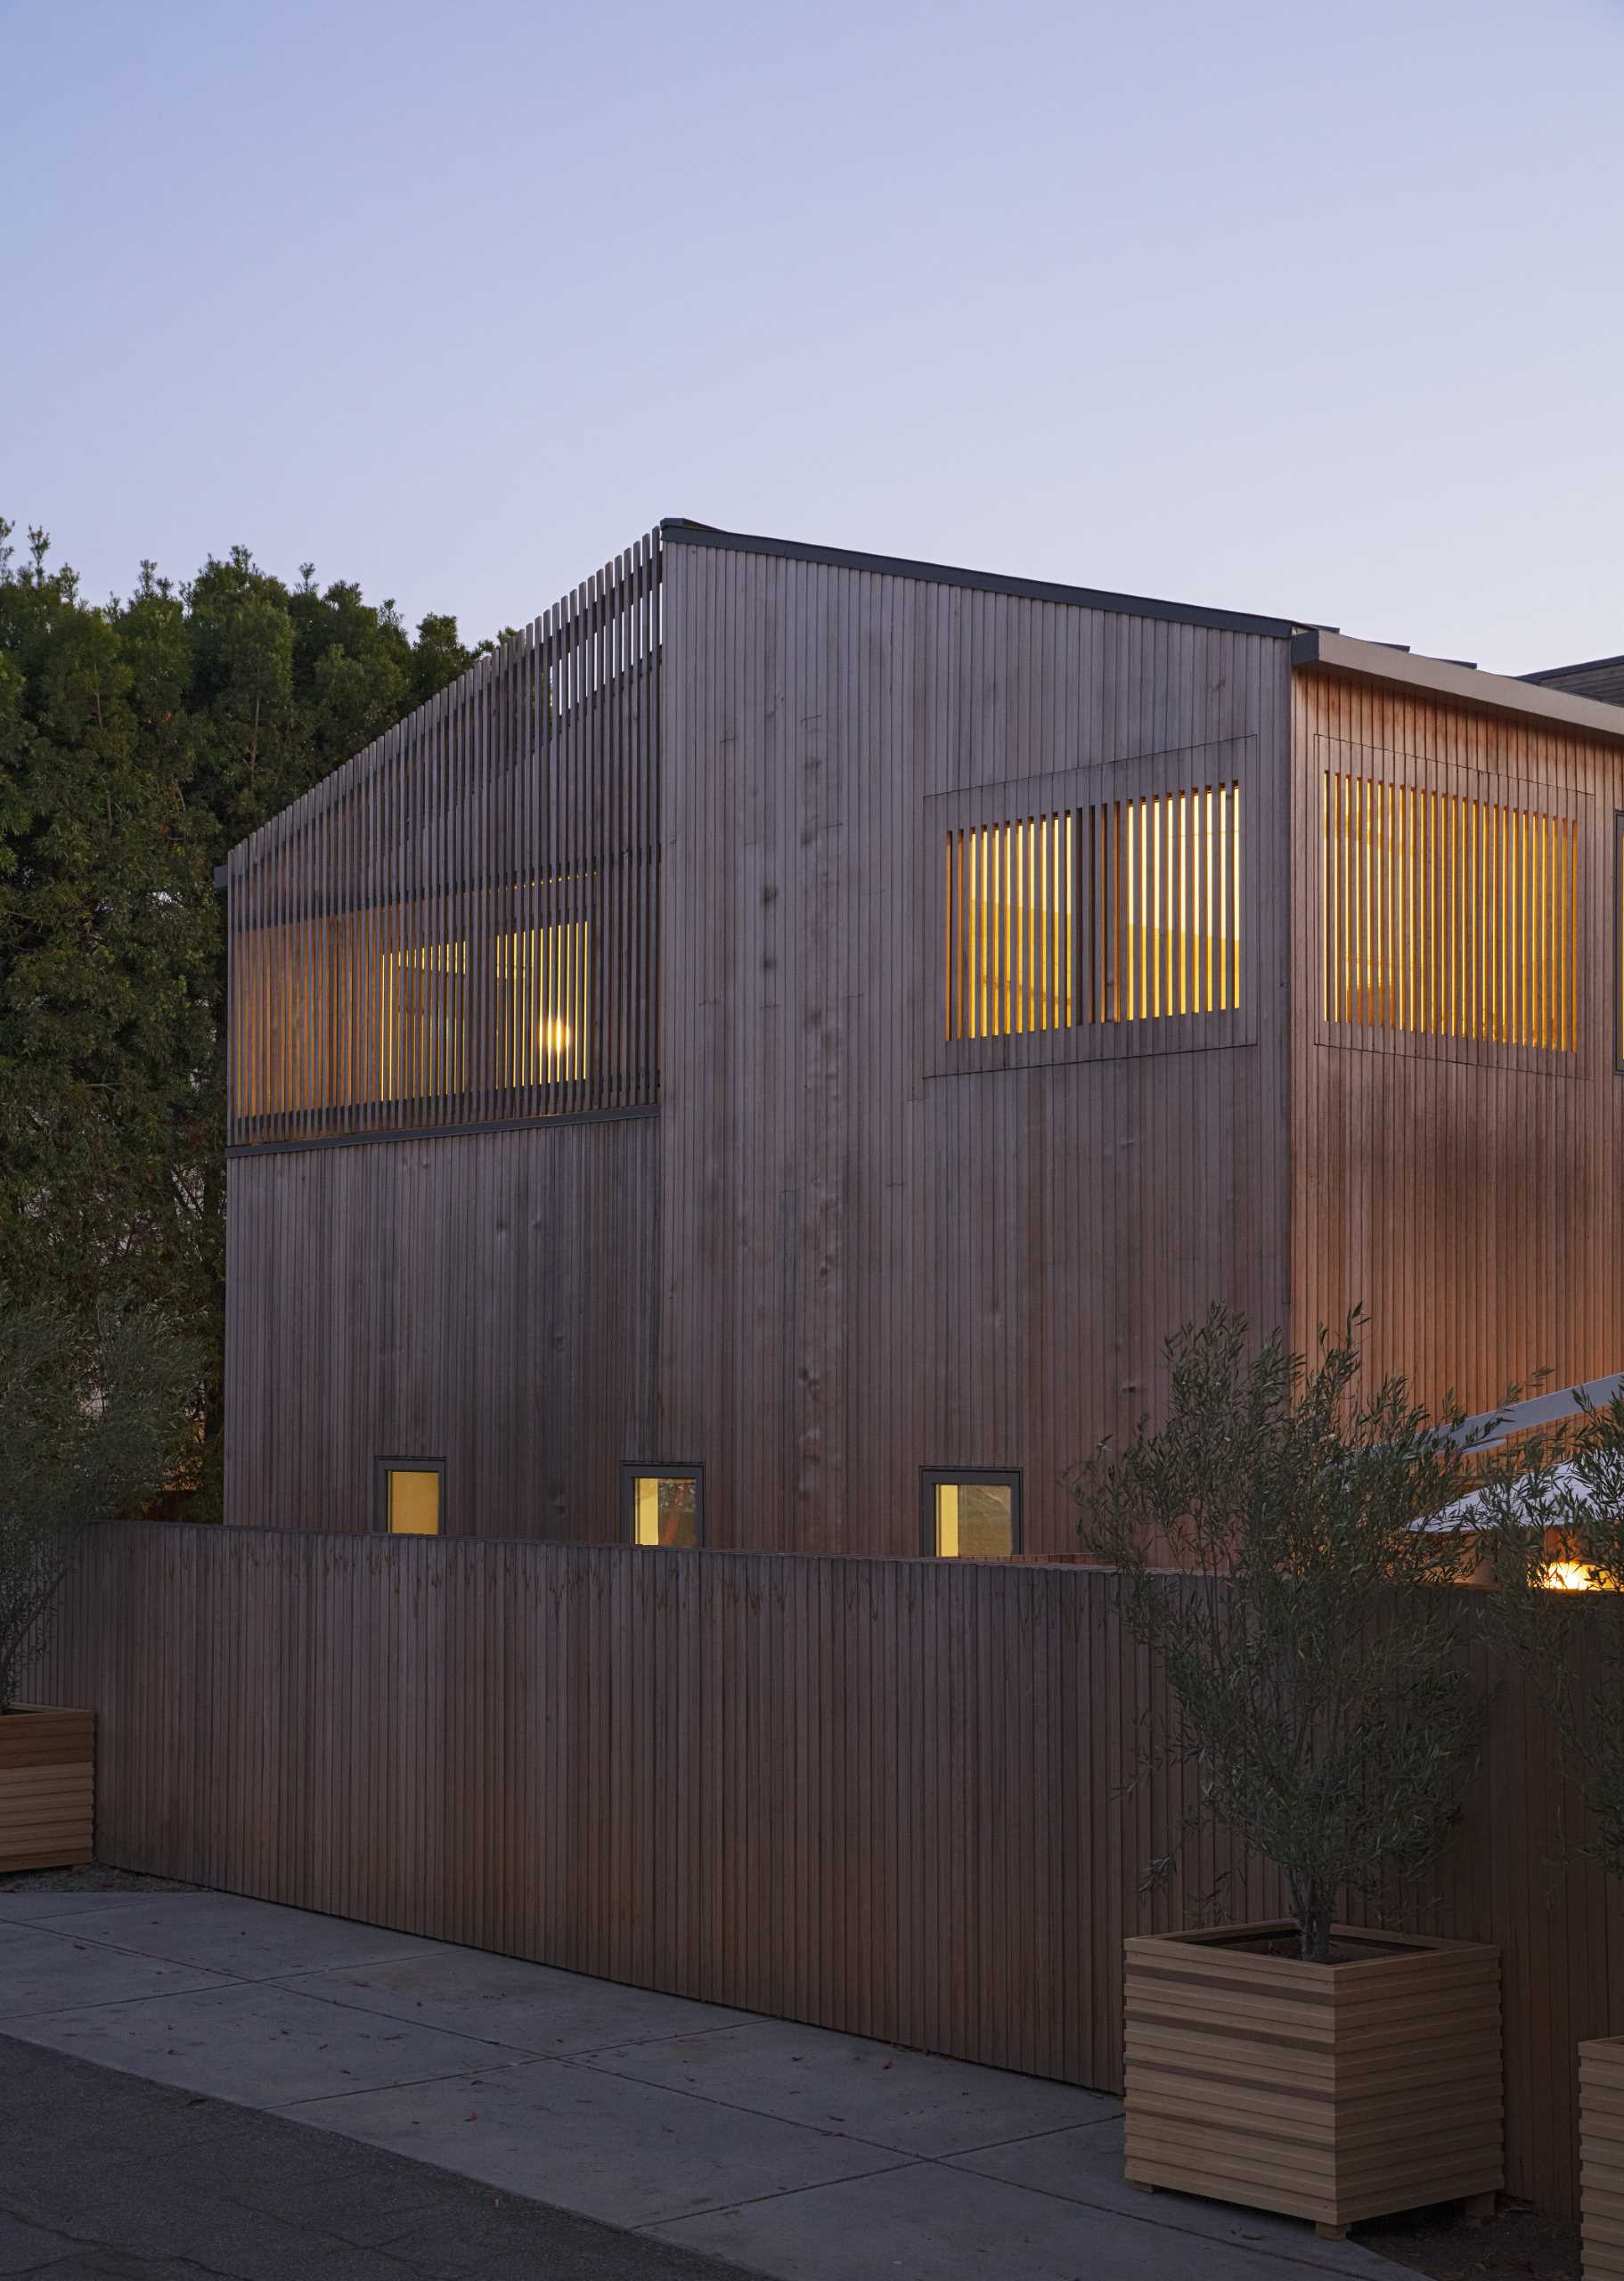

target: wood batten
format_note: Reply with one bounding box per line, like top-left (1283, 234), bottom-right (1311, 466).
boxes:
top-left (1289, 666), bottom-right (1624, 1430)
top-left (1124, 1923), bottom-right (1503, 2232)
top-left (0, 1706), bottom-right (94, 1872)
top-left (226, 535), bottom-right (661, 1147)
top-left (39, 1529), bottom-right (1620, 2222)
top-left (1581, 2038), bottom-right (1624, 2276)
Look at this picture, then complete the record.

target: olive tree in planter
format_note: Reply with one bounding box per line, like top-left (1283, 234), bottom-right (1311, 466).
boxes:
top-left (0, 1293), bottom-right (192, 1873)
top-left (1476, 1392), bottom-right (1624, 2279)
top-left (1071, 1309), bottom-right (1502, 2241)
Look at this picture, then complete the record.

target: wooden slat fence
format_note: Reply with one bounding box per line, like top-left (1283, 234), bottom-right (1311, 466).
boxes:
top-left (37, 1523), bottom-right (1624, 2219)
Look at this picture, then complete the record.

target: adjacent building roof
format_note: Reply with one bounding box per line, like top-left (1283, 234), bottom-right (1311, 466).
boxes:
top-left (1523, 654), bottom-right (1624, 708)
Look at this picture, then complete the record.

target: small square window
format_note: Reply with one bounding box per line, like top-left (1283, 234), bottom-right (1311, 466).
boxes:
top-left (377, 1460), bottom-right (443, 1535)
top-left (625, 1465), bottom-right (703, 1548)
top-left (922, 1469), bottom-right (1021, 1558)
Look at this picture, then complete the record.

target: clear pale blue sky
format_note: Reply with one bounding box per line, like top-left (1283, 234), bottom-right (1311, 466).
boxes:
top-left (6, 0), bottom-right (1621, 672)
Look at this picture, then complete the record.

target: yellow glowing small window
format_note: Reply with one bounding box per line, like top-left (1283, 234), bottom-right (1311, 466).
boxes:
top-left (384, 1467), bottom-right (441, 1535)
top-left (926, 1474), bottom-right (1020, 1558)
top-left (630, 1469), bottom-right (701, 1548)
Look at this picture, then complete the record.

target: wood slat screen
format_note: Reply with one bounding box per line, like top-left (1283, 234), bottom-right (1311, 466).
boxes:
top-left (227, 534), bottom-right (661, 1145)
top-left (1086, 783), bottom-right (1241, 1022)
top-left (35, 1522), bottom-right (1624, 2222)
top-left (1321, 765), bottom-right (1579, 1058)
top-left (934, 758), bottom-right (1248, 1069)
top-left (943, 813), bottom-right (1074, 1039)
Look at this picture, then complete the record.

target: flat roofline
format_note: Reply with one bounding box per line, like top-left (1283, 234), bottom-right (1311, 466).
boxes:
top-left (1292, 628), bottom-right (1624, 748)
top-left (660, 517), bottom-right (1318, 642)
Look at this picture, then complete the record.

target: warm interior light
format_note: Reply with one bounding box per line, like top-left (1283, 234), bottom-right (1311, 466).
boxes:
top-left (388, 1468), bottom-right (440, 1535)
top-left (1543, 1561), bottom-right (1612, 1591)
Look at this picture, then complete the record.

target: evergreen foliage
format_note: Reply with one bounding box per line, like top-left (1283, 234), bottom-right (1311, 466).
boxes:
top-left (0, 519), bottom-right (485, 1513)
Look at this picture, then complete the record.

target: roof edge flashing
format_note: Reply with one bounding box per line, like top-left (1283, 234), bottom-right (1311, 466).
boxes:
top-left (660, 518), bottom-right (1317, 642)
top-left (1292, 628), bottom-right (1624, 748)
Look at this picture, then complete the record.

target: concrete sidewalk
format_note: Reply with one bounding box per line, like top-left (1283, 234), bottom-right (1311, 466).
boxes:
top-left (0, 1886), bottom-right (1402, 2279)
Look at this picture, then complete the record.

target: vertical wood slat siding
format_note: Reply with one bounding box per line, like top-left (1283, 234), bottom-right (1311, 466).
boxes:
top-left (225, 535), bottom-right (661, 1145)
top-left (41, 1522), bottom-right (1624, 2222)
top-left (1289, 673), bottom-right (1624, 1434)
top-left (658, 549), bottom-right (1293, 1556)
top-left (224, 1122), bottom-right (659, 1535)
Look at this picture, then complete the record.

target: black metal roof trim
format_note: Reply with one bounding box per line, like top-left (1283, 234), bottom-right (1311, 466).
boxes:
top-left (660, 518), bottom-right (1316, 642)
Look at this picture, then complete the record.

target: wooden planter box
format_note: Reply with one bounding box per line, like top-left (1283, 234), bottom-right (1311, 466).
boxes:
top-left (1581, 2037), bottom-right (1624, 2277)
top-left (0, 1706), bottom-right (94, 1873)
top-left (1124, 1921), bottom-right (1502, 2238)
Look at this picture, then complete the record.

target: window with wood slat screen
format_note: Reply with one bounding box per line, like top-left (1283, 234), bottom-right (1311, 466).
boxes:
top-left (228, 531), bottom-right (659, 1141)
top-left (943, 814), bottom-right (1073, 1040)
top-left (938, 773), bottom-right (1245, 1056)
top-left (1086, 785), bottom-right (1241, 1021)
top-left (1321, 773), bottom-right (1577, 1051)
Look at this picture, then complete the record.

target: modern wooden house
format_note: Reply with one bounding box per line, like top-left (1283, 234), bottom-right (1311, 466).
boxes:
top-left (223, 522), bottom-right (1624, 1553)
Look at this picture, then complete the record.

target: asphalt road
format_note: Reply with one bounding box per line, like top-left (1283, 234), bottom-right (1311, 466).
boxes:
top-left (0, 2032), bottom-right (754, 2281)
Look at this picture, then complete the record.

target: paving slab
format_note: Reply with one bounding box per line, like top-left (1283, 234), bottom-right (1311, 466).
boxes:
top-left (291, 2052), bottom-right (904, 2228)
top-left (649, 2157), bottom-right (1393, 2281)
top-left (578, 2015), bottom-right (1120, 2156)
top-left (0, 1921), bottom-right (236, 2021)
top-left (283, 1946), bottom-right (765, 2056)
top-left (28, 1890), bottom-right (446, 1978)
top-left (950, 2117), bottom-right (1396, 2275)
top-left (12, 1978), bottom-right (513, 2107)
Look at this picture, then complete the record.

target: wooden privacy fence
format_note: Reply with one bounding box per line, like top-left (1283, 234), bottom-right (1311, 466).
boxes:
top-left (37, 1523), bottom-right (1624, 2219)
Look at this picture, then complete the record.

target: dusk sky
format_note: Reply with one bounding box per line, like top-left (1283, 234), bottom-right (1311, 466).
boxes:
top-left (7, 0), bottom-right (1621, 673)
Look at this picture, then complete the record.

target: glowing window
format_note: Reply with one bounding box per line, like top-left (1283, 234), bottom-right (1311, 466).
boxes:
top-left (380, 1463), bottom-right (442, 1535)
top-left (628, 1467), bottom-right (702, 1548)
top-left (1087, 784), bottom-right (1241, 1021)
top-left (495, 923), bottom-right (589, 1087)
top-left (923, 1471), bottom-right (1021, 1558)
top-left (1322, 773), bottom-right (1577, 1051)
top-left (944, 814), bottom-right (1074, 1040)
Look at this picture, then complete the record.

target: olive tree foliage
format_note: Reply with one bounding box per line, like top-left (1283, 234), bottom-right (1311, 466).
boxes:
top-left (1477, 1390), bottom-right (1624, 1875)
top-left (1069, 1310), bottom-right (1489, 1961)
top-left (0, 1292), bottom-right (198, 1713)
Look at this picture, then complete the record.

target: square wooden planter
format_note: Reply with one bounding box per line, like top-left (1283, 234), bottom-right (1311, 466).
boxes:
top-left (1581, 2037), bottom-right (1624, 2277)
top-left (1124, 1921), bottom-right (1502, 2237)
top-left (0, 1705), bottom-right (95, 1873)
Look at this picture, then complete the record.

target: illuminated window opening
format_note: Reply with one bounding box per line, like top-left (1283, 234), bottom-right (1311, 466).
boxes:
top-left (1321, 773), bottom-right (1577, 1051)
top-left (944, 814), bottom-right (1074, 1040)
top-left (922, 1469), bottom-right (1021, 1558)
top-left (495, 923), bottom-right (590, 1087)
top-left (626, 1465), bottom-right (703, 1548)
top-left (378, 1460), bottom-right (444, 1535)
top-left (1088, 784), bottom-right (1241, 1021)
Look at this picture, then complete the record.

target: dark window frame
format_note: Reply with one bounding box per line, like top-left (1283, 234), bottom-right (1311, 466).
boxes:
top-left (919, 1467), bottom-right (1024, 1558)
top-left (623, 1461), bottom-right (706, 1549)
top-left (374, 1456), bottom-right (446, 1535)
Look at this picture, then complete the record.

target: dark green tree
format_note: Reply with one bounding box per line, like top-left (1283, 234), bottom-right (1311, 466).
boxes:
top-left (0, 518), bottom-right (484, 1514)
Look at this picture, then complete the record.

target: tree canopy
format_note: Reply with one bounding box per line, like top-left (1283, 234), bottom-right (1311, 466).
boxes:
top-left (0, 518), bottom-right (486, 1513)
